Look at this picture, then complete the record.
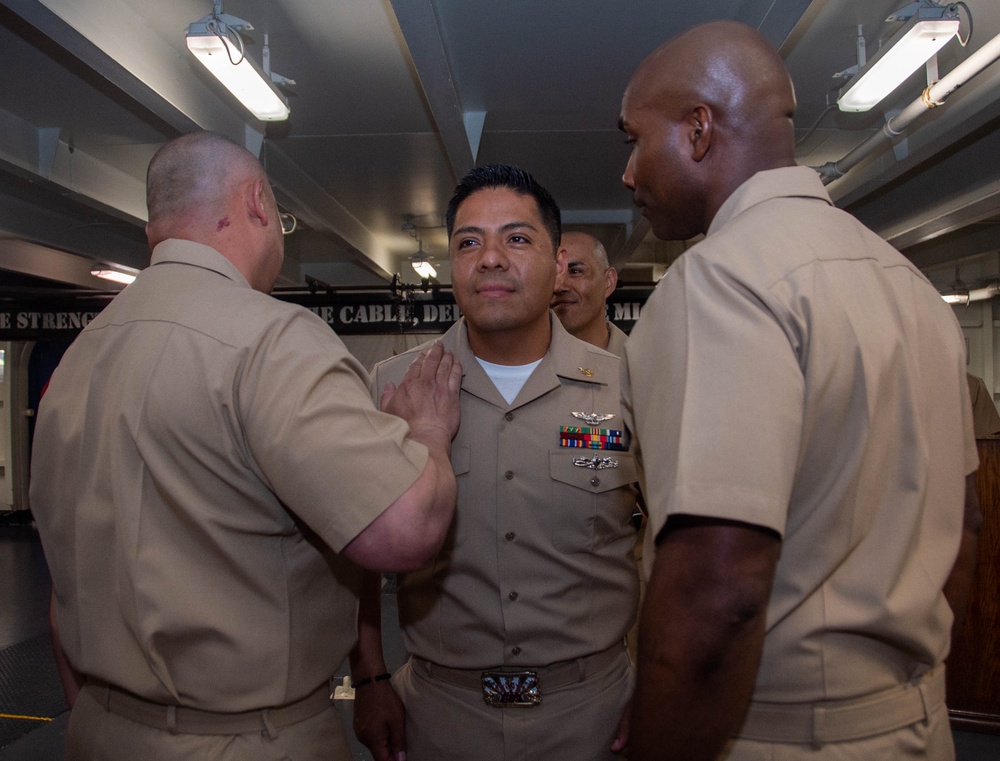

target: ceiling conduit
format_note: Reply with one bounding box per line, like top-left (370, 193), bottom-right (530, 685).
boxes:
top-left (815, 30), bottom-right (1000, 185)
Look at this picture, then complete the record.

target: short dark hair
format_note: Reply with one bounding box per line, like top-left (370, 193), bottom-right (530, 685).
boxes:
top-left (445, 163), bottom-right (561, 251)
top-left (146, 131), bottom-right (261, 224)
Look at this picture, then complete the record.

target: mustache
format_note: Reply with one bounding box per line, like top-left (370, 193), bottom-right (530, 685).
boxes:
top-left (473, 277), bottom-right (518, 291)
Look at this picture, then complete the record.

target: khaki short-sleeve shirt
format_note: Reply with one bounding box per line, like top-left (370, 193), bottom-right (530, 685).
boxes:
top-left (31, 239), bottom-right (428, 711)
top-left (626, 167), bottom-right (978, 703)
top-left (606, 321), bottom-right (628, 359)
top-left (372, 316), bottom-right (639, 668)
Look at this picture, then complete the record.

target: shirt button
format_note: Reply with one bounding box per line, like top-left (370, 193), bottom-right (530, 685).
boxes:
top-left (504, 470), bottom-right (514, 480)
top-left (504, 412), bottom-right (514, 421)
top-left (508, 591), bottom-right (519, 601)
top-left (590, 477), bottom-right (601, 487)
top-left (512, 646), bottom-right (522, 655)
top-left (505, 532), bottom-right (516, 541)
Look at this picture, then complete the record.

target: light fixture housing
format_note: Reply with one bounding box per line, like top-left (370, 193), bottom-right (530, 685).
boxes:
top-left (838, 4), bottom-right (960, 113)
top-left (410, 254), bottom-right (437, 280)
top-left (186, 10), bottom-right (290, 121)
top-left (91, 264), bottom-right (138, 285)
top-left (940, 288), bottom-right (970, 305)
top-left (941, 282), bottom-right (1000, 305)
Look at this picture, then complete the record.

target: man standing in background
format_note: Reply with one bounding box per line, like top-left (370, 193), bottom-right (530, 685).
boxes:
top-left (551, 230), bottom-right (644, 660)
top-left (551, 231), bottom-right (627, 356)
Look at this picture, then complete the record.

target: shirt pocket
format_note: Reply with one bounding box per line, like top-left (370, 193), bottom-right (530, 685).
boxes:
top-left (548, 451), bottom-right (639, 553)
top-left (451, 445), bottom-right (471, 477)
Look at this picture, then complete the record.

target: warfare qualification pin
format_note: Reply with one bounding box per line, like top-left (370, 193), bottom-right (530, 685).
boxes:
top-left (572, 456), bottom-right (620, 470)
top-left (577, 367), bottom-right (595, 378)
top-left (571, 412), bottom-right (615, 425)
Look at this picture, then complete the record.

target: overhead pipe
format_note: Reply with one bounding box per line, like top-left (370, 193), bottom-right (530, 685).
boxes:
top-left (815, 30), bottom-right (1000, 184)
top-left (951, 282), bottom-right (1000, 305)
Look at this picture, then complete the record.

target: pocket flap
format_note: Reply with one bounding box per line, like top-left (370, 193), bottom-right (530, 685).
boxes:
top-left (549, 450), bottom-right (638, 493)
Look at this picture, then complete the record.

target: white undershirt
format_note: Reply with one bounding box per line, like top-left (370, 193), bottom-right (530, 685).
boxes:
top-left (475, 357), bottom-right (542, 404)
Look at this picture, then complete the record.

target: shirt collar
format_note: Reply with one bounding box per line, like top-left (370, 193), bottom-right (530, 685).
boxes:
top-left (443, 313), bottom-right (611, 409)
top-left (708, 166), bottom-right (833, 236)
top-left (150, 239), bottom-right (252, 290)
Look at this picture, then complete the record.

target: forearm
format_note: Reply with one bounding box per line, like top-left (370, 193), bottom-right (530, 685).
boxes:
top-left (629, 518), bottom-right (779, 761)
top-left (345, 344), bottom-right (460, 572)
top-left (400, 440), bottom-right (458, 558)
top-left (631, 583), bottom-right (767, 759)
top-left (350, 571), bottom-right (389, 678)
top-left (350, 572), bottom-right (408, 761)
top-left (342, 449), bottom-right (456, 572)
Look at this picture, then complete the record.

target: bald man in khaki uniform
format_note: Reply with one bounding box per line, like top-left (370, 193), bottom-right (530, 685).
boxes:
top-left (551, 231), bottom-right (643, 660)
top-left (31, 132), bottom-right (460, 761)
top-left (351, 164), bottom-right (640, 761)
top-left (618, 22), bottom-right (981, 761)
top-left (551, 231), bottom-right (627, 356)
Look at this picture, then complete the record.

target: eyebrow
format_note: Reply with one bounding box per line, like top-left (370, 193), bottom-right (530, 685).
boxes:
top-left (452, 220), bottom-right (539, 238)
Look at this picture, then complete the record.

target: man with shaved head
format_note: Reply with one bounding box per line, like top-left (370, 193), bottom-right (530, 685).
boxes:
top-left (551, 231), bottom-right (626, 355)
top-left (619, 21), bottom-right (979, 761)
top-left (31, 131), bottom-right (461, 760)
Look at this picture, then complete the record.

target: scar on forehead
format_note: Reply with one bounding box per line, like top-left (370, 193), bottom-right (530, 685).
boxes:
top-left (216, 217), bottom-right (231, 232)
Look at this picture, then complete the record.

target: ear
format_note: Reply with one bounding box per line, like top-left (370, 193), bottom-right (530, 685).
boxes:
top-left (604, 266), bottom-right (619, 299)
top-left (555, 246), bottom-right (567, 276)
top-left (245, 179), bottom-right (270, 226)
top-left (689, 104), bottom-right (713, 162)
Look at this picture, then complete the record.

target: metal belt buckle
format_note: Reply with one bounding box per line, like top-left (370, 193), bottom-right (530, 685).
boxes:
top-left (481, 670), bottom-right (541, 707)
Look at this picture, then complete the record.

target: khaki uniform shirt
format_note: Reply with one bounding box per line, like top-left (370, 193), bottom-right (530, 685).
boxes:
top-left (372, 315), bottom-right (639, 668)
top-left (627, 167), bottom-right (978, 704)
top-left (31, 239), bottom-right (428, 712)
top-left (967, 373), bottom-right (1000, 437)
top-left (606, 322), bottom-right (628, 359)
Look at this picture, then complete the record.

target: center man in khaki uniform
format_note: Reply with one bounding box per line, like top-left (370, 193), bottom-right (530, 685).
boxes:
top-left (351, 164), bottom-right (640, 761)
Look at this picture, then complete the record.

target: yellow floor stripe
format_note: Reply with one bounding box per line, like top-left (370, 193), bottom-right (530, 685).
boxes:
top-left (0, 713), bottom-right (53, 722)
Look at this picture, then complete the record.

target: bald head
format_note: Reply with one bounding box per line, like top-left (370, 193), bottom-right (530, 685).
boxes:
top-left (147, 132), bottom-right (264, 230)
top-left (145, 132), bottom-right (284, 292)
top-left (620, 21), bottom-right (797, 239)
top-left (552, 232), bottom-right (618, 349)
top-left (564, 232), bottom-right (610, 269)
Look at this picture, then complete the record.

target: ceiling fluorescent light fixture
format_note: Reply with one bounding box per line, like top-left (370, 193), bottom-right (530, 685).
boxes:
top-left (940, 289), bottom-right (969, 305)
top-left (411, 254), bottom-right (437, 280)
top-left (942, 282), bottom-right (1000, 305)
top-left (186, 3), bottom-right (290, 121)
top-left (91, 264), bottom-right (138, 285)
top-left (838, 3), bottom-right (960, 113)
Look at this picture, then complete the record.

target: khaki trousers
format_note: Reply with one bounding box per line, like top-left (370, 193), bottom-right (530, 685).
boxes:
top-left (393, 648), bottom-right (634, 761)
top-left (67, 685), bottom-right (352, 761)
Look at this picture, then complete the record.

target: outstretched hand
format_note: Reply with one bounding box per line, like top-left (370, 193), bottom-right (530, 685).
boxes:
top-left (381, 342), bottom-right (462, 451)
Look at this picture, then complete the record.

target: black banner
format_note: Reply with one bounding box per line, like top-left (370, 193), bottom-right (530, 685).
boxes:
top-left (0, 287), bottom-right (653, 340)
